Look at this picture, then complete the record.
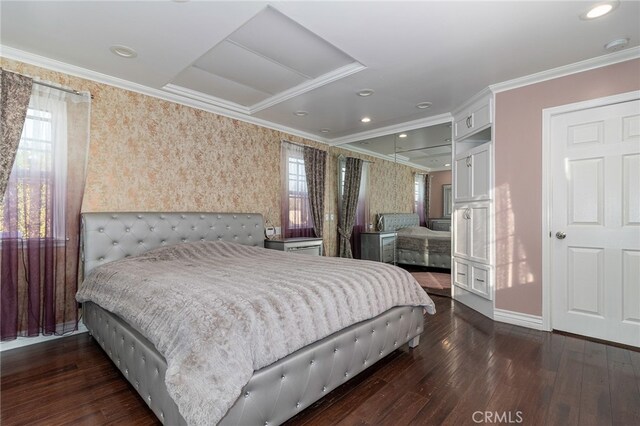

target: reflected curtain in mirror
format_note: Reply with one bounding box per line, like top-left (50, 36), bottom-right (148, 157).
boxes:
top-left (0, 82), bottom-right (91, 340)
top-left (414, 173), bottom-right (427, 226)
top-left (338, 157), bottom-right (363, 258)
top-left (0, 69), bottom-right (33, 198)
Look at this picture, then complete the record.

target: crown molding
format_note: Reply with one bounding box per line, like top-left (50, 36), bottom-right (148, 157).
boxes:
top-left (163, 83), bottom-right (250, 114)
top-left (164, 62), bottom-right (366, 116)
top-left (0, 45), bottom-right (329, 145)
top-left (328, 113), bottom-right (453, 146)
top-left (451, 87), bottom-right (493, 117)
top-left (249, 62), bottom-right (366, 114)
top-left (490, 46), bottom-right (640, 93)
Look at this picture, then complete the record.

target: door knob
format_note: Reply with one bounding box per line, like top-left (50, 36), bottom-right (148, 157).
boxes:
top-left (555, 231), bottom-right (566, 240)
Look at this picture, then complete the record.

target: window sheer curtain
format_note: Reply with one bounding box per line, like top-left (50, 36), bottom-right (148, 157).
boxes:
top-left (415, 173), bottom-right (427, 227)
top-left (0, 83), bottom-right (91, 340)
top-left (281, 141), bottom-right (314, 238)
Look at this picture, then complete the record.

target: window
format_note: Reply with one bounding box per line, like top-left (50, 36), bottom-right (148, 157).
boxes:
top-left (0, 99), bottom-right (67, 240)
top-left (281, 142), bottom-right (312, 237)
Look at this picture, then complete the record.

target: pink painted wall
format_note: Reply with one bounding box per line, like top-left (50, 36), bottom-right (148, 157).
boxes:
top-left (494, 58), bottom-right (640, 316)
top-left (429, 170), bottom-right (452, 219)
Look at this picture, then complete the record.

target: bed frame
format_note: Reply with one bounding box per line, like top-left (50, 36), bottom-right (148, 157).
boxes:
top-left (80, 212), bottom-right (424, 425)
top-left (378, 213), bottom-right (451, 269)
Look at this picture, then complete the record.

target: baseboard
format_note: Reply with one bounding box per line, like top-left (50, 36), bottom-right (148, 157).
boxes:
top-left (0, 321), bottom-right (88, 352)
top-left (493, 308), bottom-right (544, 330)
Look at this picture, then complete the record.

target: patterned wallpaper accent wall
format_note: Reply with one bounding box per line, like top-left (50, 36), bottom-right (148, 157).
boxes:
top-left (1, 57), bottom-right (419, 257)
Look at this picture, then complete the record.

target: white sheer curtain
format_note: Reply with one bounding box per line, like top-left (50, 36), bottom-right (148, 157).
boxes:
top-left (280, 141), bottom-right (313, 238)
top-left (414, 173), bottom-right (426, 226)
top-left (1, 82), bottom-right (91, 340)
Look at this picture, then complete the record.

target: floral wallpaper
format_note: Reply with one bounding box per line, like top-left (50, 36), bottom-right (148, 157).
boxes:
top-left (1, 57), bottom-right (419, 257)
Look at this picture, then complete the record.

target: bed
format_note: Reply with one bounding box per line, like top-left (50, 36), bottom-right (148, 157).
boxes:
top-left (378, 213), bottom-right (452, 269)
top-left (76, 212), bottom-right (435, 425)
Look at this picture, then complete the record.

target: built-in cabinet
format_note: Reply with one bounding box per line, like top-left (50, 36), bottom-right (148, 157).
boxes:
top-left (454, 95), bottom-right (492, 141)
top-left (452, 89), bottom-right (495, 318)
top-left (454, 144), bottom-right (491, 202)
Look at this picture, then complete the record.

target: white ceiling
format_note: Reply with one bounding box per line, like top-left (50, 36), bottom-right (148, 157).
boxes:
top-left (1, 1), bottom-right (639, 168)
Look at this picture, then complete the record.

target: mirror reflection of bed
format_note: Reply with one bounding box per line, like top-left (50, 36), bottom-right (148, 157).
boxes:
top-left (376, 211), bottom-right (452, 297)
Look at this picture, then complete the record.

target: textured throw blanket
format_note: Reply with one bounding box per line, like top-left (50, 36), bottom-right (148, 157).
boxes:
top-left (76, 241), bottom-right (435, 425)
top-left (397, 226), bottom-right (451, 253)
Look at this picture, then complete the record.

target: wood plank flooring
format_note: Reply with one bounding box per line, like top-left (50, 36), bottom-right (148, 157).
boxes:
top-left (2, 296), bottom-right (639, 425)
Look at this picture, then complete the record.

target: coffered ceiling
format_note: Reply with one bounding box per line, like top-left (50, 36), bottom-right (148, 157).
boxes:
top-left (1, 1), bottom-right (638, 168)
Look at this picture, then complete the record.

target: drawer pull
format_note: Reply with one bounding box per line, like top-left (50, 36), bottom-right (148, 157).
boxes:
top-left (476, 278), bottom-right (485, 282)
top-left (458, 273), bottom-right (466, 276)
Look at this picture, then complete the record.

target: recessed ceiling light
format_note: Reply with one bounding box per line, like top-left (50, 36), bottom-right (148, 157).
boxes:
top-left (357, 89), bottom-right (375, 97)
top-left (294, 111), bottom-right (309, 117)
top-left (399, 133), bottom-right (408, 138)
top-left (110, 45), bottom-right (137, 58)
top-left (320, 128), bottom-right (331, 133)
top-left (359, 141), bottom-right (370, 145)
top-left (604, 38), bottom-right (629, 52)
top-left (416, 102), bottom-right (432, 109)
top-left (445, 163), bottom-right (451, 167)
top-left (445, 138), bottom-right (452, 142)
top-left (580, 1), bottom-right (618, 19)
top-left (361, 117), bottom-right (371, 123)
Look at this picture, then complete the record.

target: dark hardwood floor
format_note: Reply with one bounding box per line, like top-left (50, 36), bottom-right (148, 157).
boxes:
top-left (2, 296), bottom-right (639, 425)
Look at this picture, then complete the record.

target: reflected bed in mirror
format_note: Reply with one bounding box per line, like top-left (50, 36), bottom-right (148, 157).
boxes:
top-left (378, 213), bottom-right (451, 270)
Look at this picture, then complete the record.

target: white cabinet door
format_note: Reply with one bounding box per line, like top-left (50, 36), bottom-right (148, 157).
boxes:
top-left (454, 155), bottom-right (471, 200)
top-left (454, 144), bottom-right (491, 202)
top-left (454, 96), bottom-right (492, 141)
top-left (453, 206), bottom-right (469, 258)
top-left (470, 204), bottom-right (490, 263)
top-left (454, 202), bottom-right (490, 263)
top-left (551, 98), bottom-right (640, 347)
top-left (471, 145), bottom-right (491, 199)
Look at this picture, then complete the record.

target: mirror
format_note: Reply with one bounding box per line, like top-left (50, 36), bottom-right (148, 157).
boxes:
top-left (342, 121), bottom-right (453, 269)
top-left (442, 184), bottom-right (452, 217)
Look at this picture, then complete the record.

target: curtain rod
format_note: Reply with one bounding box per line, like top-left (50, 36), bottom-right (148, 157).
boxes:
top-left (33, 80), bottom-right (92, 99)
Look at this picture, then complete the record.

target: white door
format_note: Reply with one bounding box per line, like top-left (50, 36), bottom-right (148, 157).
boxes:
top-left (551, 99), bottom-right (640, 347)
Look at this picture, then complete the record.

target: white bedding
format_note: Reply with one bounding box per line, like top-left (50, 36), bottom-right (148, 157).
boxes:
top-left (76, 241), bottom-right (435, 425)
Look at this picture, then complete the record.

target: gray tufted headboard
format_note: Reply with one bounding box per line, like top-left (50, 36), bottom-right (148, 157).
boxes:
top-left (378, 213), bottom-right (420, 232)
top-left (81, 212), bottom-right (264, 276)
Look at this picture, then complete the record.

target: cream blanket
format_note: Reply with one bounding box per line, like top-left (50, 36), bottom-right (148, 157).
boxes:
top-left (76, 241), bottom-right (435, 425)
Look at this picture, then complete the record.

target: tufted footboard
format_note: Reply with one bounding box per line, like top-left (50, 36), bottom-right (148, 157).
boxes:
top-left (83, 302), bottom-right (424, 425)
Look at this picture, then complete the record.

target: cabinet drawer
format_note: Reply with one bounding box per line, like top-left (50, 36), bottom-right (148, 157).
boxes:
top-left (454, 260), bottom-right (469, 288)
top-left (381, 237), bottom-right (395, 263)
top-left (471, 265), bottom-right (490, 298)
top-left (286, 245), bottom-right (321, 256)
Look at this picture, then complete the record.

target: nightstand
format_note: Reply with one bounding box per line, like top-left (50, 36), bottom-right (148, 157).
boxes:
top-left (264, 237), bottom-right (323, 256)
top-left (360, 231), bottom-right (396, 263)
